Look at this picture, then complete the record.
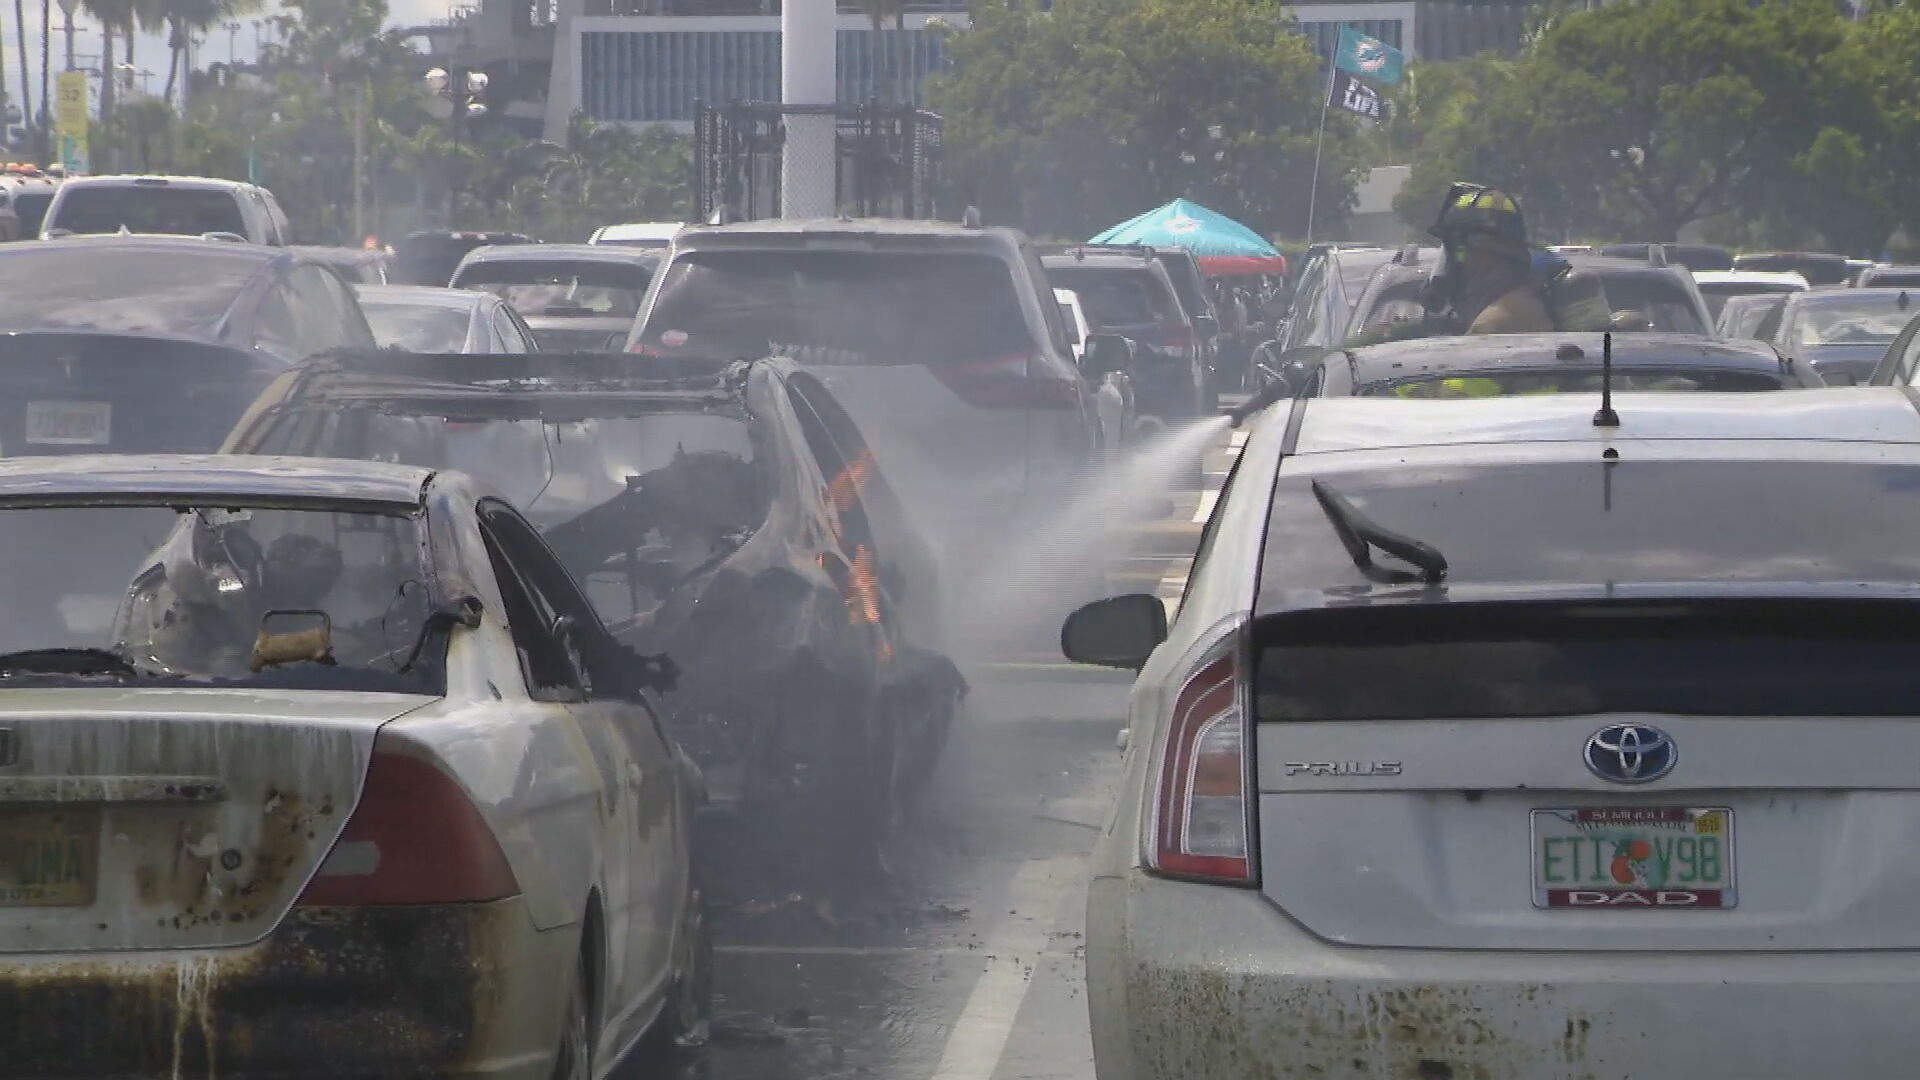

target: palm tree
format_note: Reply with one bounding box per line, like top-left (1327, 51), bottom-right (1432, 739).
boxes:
top-left (81, 0), bottom-right (132, 168)
top-left (160, 0), bottom-right (257, 108)
top-left (14, 0), bottom-right (31, 154)
top-left (855, 0), bottom-right (906, 104)
top-left (38, 0), bottom-right (50, 162)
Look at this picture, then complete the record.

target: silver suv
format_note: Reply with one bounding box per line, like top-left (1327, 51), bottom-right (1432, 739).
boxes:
top-left (41, 175), bottom-right (292, 245)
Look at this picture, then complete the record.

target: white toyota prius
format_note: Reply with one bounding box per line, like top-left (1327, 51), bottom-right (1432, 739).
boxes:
top-left (1069, 388), bottom-right (1920, 1079)
top-left (0, 454), bottom-right (708, 1080)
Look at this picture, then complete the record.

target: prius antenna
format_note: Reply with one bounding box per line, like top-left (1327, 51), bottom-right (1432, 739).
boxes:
top-left (1593, 331), bottom-right (1620, 428)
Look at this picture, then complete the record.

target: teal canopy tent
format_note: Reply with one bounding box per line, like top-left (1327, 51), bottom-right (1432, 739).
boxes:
top-left (1090, 199), bottom-right (1286, 276)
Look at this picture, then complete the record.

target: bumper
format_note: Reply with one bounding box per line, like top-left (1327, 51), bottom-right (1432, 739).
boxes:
top-left (0, 898), bottom-right (572, 1080)
top-left (1088, 869), bottom-right (1920, 1080)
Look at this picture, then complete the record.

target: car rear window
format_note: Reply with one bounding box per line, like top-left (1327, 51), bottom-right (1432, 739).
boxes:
top-left (1253, 600), bottom-right (1920, 721)
top-left (1588, 273), bottom-right (1709, 334)
top-left (453, 259), bottom-right (659, 319)
top-left (361, 302), bottom-right (472, 352)
top-left (638, 250), bottom-right (1035, 365)
top-left (1153, 253), bottom-right (1210, 319)
top-left (1795, 296), bottom-right (1918, 346)
top-left (1044, 266), bottom-right (1178, 328)
top-left (1258, 460), bottom-right (1920, 608)
top-left (0, 247), bottom-right (262, 336)
top-left (1357, 369), bottom-right (1785, 396)
top-left (50, 186), bottom-right (247, 237)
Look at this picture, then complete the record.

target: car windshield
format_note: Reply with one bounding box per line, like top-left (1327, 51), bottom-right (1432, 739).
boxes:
top-left (360, 302), bottom-right (473, 352)
top-left (638, 250), bottom-right (1033, 364)
top-left (13, 189), bottom-right (51, 234)
top-left (1357, 369), bottom-right (1784, 396)
top-left (1696, 280), bottom-right (1803, 317)
top-left (1795, 297), bottom-right (1916, 345)
top-left (253, 404), bottom-right (762, 626)
top-left (51, 186), bottom-right (247, 237)
top-left (0, 246), bottom-right (260, 335)
top-left (1045, 267), bottom-right (1178, 327)
top-left (0, 503), bottom-right (434, 691)
top-left (454, 260), bottom-right (657, 319)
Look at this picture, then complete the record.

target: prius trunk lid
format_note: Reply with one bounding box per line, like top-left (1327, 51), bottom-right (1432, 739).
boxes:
top-left (0, 688), bottom-right (430, 952)
top-left (1250, 597), bottom-right (1920, 951)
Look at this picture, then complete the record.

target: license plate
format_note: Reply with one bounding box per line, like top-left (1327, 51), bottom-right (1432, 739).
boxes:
top-left (1531, 806), bottom-right (1734, 909)
top-left (25, 400), bottom-right (111, 445)
top-left (0, 809), bottom-right (99, 905)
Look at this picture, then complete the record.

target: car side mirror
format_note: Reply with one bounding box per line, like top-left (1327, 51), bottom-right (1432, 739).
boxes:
top-left (604, 331), bottom-right (626, 351)
top-left (1061, 593), bottom-right (1168, 671)
top-left (1083, 333), bottom-right (1134, 376)
top-left (1191, 314), bottom-right (1219, 338)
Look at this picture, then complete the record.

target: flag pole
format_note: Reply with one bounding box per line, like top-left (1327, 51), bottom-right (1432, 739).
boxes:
top-left (1304, 30), bottom-right (1339, 246)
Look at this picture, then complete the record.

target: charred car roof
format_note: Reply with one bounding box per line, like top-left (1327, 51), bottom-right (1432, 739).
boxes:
top-left (0, 453), bottom-right (432, 508)
top-left (261, 351), bottom-right (750, 420)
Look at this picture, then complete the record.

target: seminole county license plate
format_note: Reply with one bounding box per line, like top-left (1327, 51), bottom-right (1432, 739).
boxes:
top-left (24, 400), bottom-right (111, 445)
top-left (0, 808), bottom-right (99, 906)
top-left (1531, 806), bottom-right (1734, 909)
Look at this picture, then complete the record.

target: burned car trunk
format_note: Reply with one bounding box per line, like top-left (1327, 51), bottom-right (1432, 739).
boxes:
top-left (224, 351), bottom-right (965, 883)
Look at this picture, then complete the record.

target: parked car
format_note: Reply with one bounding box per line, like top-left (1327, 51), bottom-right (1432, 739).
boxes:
top-left (0, 237), bottom-right (375, 453)
top-left (1, 169), bottom-right (57, 239)
top-left (1148, 246), bottom-right (1222, 403)
top-left (1256, 331), bottom-right (1821, 399)
top-left (452, 244), bottom-right (660, 351)
top-left (1855, 265), bottom-right (1920, 289)
top-left (389, 230), bottom-right (532, 287)
top-left (222, 351), bottom-right (967, 885)
top-left (1263, 244), bottom-right (1401, 368)
top-left (354, 284), bottom-right (538, 353)
top-left (1598, 242), bottom-right (1734, 272)
top-left (1715, 292), bottom-right (1792, 340)
top-left (293, 244), bottom-right (391, 285)
top-left (1867, 299), bottom-right (1920, 385)
top-left (1042, 248), bottom-right (1210, 423)
top-left (1759, 287), bottom-right (1919, 385)
top-left (625, 219), bottom-right (1104, 564)
top-left (1691, 269), bottom-right (1808, 318)
top-left (0, 453), bottom-right (707, 1080)
top-left (1069, 386), bottom-right (1920, 1080)
top-left (589, 222), bottom-right (684, 249)
top-left (1733, 251), bottom-right (1852, 287)
top-left (41, 175), bottom-right (291, 245)
top-left (1057, 286), bottom-right (1139, 455)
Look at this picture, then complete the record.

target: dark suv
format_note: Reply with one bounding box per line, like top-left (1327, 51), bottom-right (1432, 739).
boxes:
top-left (1042, 247), bottom-right (1211, 422)
top-left (627, 219), bottom-right (1104, 562)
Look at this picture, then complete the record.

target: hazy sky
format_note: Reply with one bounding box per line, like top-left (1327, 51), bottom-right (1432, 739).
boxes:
top-left (3, 0), bottom-right (451, 121)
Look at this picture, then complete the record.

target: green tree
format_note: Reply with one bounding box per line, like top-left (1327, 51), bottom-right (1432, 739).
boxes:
top-left (926, 0), bottom-right (1362, 240)
top-left (1402, 0), bottom-right (1863, 245)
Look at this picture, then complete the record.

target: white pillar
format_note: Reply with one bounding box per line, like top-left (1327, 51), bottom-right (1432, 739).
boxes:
top-left (780, 0), bottom-right (836, 219)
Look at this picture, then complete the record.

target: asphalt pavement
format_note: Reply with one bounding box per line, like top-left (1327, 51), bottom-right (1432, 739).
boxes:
top-left (683, 420), bottom-right (1246, 1080)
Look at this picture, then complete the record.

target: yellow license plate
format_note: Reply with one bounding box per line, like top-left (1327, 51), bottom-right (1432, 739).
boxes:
top-left (0, 809), bottom-right (99, 905)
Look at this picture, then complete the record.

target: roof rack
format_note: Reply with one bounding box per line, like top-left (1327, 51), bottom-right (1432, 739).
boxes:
top-left (1646, 244), bottom-right (1670, 269)
top-left (1392, 244), bottom-right (1425, 266)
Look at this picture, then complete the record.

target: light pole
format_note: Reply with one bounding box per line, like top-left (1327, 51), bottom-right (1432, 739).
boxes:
top-left (425, 66), bottom-right (487, 227)
top-left (225, 21), bottom-right (238, 64)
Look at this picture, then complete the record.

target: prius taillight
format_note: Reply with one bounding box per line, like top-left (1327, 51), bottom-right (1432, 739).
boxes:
top-left (1147, 653), bottom-right (1255, 884)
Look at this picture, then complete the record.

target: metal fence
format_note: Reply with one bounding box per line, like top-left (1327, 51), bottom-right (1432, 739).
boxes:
top-left (693, 100), bottom-right (943, 222)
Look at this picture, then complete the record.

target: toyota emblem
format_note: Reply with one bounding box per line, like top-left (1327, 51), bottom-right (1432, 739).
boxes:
top-left (1583, 724), bottom-right (1676, 784)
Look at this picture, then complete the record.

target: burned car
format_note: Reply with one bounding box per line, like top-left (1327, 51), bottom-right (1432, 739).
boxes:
top-left (0, 454), bottom-right (706, 1080)
top-left (222, 352), bottom-right (965, 882)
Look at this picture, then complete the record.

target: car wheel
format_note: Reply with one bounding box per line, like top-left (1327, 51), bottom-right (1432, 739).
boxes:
top-left (551, 961), bottom-right (592, 1080)
top-left (665, 891), bottom-right (714, 1050)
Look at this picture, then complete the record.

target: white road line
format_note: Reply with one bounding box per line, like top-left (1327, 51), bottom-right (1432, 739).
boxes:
top-left (929, 858), bottom-right (1072, 1080)
top-left (1190, 489), bottom-right (1219, 524)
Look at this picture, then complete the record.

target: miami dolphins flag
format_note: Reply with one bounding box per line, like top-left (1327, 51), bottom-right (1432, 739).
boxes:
top-left (1333, 26), bottom-right (1404, 85)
